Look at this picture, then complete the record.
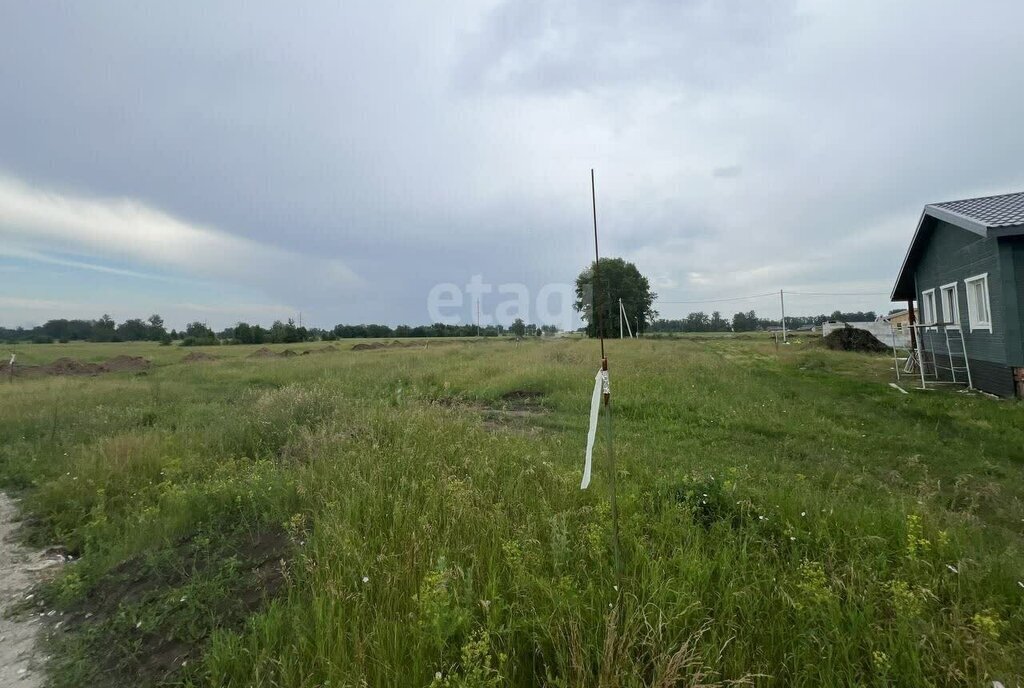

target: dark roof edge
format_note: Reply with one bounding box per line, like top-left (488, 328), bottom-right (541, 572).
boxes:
top-left (890, 210), bottom-right (928, 301)
top-left (922, 204), bottom-right (988, 235)
top-left (989, 223), bottom-right (1024, 238)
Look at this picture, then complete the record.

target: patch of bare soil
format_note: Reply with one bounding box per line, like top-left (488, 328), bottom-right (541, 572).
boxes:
top-left (499, 389), bottom-right (545, 403)
top-left (181, 352), bottom-right (218, 363)
top-left (0, 356), bottom-right (151, 379)
top-left (435, 391), bottom-right (549, 435)
top-left (56, 529), bottom-right (289, 687)
top-left (0, 493), bottom-right (65, 688)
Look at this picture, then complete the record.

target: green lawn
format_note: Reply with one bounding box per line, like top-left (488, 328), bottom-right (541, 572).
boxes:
top-left (1, 337), bottom-right (1021, 686)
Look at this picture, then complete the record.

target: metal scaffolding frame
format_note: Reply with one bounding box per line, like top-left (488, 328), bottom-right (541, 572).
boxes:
top-left (907, 322), bottom-right (973, 390)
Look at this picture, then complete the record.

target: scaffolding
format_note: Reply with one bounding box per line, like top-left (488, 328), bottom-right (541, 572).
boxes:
top-left (907, 322), bottom-right (973, 390)
top-left (887, 327), bottom-right (913, 382)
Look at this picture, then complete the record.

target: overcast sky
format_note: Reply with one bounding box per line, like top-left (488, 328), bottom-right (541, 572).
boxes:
top-left (2, 0), bottom-right (1023, 329)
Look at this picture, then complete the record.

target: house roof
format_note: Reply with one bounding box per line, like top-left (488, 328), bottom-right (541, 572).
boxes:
top-left (927, 191), bottom-right (1024, 233)
top-left (891, 191), bottom-right (1024, 301)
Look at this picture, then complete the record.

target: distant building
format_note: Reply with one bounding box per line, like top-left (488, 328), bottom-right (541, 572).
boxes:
top-left (892, 191), bottom-right (1024, 396)
top-left (881, 309), bottom-right (911, 333)
top-left (822, 320), bottom-right (908, 347)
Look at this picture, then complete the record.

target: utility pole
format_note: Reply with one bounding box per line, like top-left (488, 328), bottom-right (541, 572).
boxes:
top-left (476, 300), bottom-right (481, 337)
top-left (779, 289), bottom-right (787, 343)
top-left (619, 298), bottom-right (624, 339)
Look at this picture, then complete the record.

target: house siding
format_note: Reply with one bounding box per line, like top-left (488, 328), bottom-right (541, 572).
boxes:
top-left (1005, 237), bottom-right (1024, 365)
top-left (914, 220), bottom-right (1015, 396)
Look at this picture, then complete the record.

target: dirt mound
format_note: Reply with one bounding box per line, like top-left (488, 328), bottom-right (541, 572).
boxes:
top-left (248, 347), bottom-right (277, 358)
top-left (278, 349), bottom-right (298, 357)
top-left (301, 345), bottom-right (338, 355)
top-left (100, 355), bottom-right (151, 373)
top-left (44, 357), bottom-right (102, 375)
top-left (823, 326), bottom-right (889, 353)
top-left (351, 340), bottom-right (439, 352)
top-left (182, 351), bottom-right (218, 363)
top-left (0, 356), bottom-right (151, 378)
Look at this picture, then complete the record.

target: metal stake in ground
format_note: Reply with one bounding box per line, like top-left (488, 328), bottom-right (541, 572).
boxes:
top-left (587, 169), bottom-right (623, 596)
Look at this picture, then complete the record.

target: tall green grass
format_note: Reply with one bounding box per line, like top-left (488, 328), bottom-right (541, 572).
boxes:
top-left (0, 338), bottom-right (1022, 686)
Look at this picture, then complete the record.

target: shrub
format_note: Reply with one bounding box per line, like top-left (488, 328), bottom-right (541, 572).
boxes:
top-left (181, 336), bottom-right (219, 347)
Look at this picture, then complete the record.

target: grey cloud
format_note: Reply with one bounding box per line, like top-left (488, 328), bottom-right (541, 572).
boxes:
top-left (455, 0), bottom-right (799, 94)
top-left (1, 1), bottom-right (1023, 328)
top-left (712, 165), bottom-right (742, 179)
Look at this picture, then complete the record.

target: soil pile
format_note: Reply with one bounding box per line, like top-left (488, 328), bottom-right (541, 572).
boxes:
top-left (100, 356), bottom-right (151, 373)
top-left (823, 326), bottom-right (889, 353)
top-left (248, 347), bottom-right (308, 359)
top-left (182, 351), bottom-right (219, 363)
top-left (300, 345), bottom-right (338, 355)
top-left (350, 340), bottom-right (442, 352)
top-left (351, 342), bottom-right (386, 351)
top-left (0, 356), bottom-right (151, 378)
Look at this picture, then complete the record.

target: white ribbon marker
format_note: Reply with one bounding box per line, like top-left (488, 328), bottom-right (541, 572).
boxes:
top-left (581, 367), bottom-right (609, 489)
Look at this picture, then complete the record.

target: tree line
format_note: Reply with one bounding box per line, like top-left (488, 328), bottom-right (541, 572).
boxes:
top-left (1, 315), bottom-right (560, 345)
top-left (649, 309), bottom-right (879, 333)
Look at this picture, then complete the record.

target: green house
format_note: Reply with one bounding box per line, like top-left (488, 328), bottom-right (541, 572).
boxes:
top-left (892, 191), bottom-right (1024, 397)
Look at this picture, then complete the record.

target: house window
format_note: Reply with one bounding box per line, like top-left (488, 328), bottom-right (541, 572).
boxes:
top-left (921, 289), bottom-right (937, 327)
top-left (940, 282), bottom-right (960, 327)
top-left (964, 273), bottom-right (992, 332)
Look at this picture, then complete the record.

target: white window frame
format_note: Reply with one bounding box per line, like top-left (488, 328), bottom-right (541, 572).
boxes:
top-left (964, 273), bottom-right (993, 332)
top-left (939, 281), bottom-right (960, 328)
top-left (921, 288), bottom-right (937, 329)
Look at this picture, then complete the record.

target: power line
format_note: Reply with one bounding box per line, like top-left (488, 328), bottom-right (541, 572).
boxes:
top-left (658, 290), bottom-right (888, 304)
top-left (782, 292), bottom-right (888, 298)
top-left (656, 291), bottom-right (777, 304)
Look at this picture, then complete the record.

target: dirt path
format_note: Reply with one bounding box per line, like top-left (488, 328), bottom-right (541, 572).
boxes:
top-left (0, 494), bottom-right (62, 687)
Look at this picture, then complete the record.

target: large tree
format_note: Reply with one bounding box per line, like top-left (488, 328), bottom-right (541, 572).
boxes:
top-left (574, 257), bottom-right (657, 338)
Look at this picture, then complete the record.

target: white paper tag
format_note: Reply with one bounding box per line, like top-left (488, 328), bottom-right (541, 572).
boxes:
top-left (581, 368), bottom-right (607, 489)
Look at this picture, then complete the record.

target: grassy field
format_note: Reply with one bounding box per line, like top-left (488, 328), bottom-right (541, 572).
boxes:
top-left (1, 337), bottom-right (1022, 687)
